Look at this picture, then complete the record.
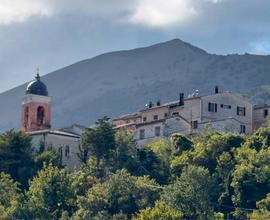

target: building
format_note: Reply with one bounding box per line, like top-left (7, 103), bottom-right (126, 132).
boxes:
top-left (21, 73), bottom-right (83, 171)
top-left (113, 87), bottom-right (264, 144)
top-left (253, 104), bottom-right (270, 130)
top-left (21, 74), bottom-right (270, 158)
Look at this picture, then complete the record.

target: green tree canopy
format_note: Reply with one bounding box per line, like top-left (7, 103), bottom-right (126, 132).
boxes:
top-left (26, 164), bottom-right (74, 219)
top-left (133, 201), bottom-right (183, 220)
top-left (171, 132), bottom-right (244, 176)
top-left (0, 172), bottom-right (22, 219)
top-left (113, 129), bottom-right (138, 173)
top-left (231, 146), bottom-right (270, 219)
top-left (170, 133), bottom-right (192, 155)
top-left (0, 130), bottom-right (35, 188)
top-left (74, 169), bottom-right (160, 219)
top-left (161, 165), bottom-right (215, 219)
top-left (80, 117), bottom-right (115, 165)
top-left (34, 146), bottom-right (62, 170)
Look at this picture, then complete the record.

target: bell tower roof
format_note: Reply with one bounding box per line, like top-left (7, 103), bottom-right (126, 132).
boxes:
top-left (26, 71), bottom-right (48, 96)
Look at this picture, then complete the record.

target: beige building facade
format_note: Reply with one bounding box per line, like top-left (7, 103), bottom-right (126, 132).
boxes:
top-left (30, 130), bottom-right (82, 171)
top-left (113, 87), bottom-right (267, 144)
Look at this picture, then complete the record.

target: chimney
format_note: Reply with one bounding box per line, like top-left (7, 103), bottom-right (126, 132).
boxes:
top-left (149, 101), bottom-right (153, 108)
top-left (156, 100), bottom-right (161, 106)
top-left (179, 93), bottom-right (184, 106)
top-left (215, 86), bottom-right (219, 94)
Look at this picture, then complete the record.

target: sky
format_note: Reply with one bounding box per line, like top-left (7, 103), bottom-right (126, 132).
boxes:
top-left (0, 0), bottom-right (270, 93)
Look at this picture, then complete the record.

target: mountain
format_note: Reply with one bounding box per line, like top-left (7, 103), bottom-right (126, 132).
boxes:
top-left (244, 85), bottom-right (270, 105)
top-left (1, 39), bottom-right (270, 132)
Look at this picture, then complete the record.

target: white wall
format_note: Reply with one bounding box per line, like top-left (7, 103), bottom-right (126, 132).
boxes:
top-left (135, 121), bottom-right (165, 145)
top-left (201, 92), bottom-right (253, 134)
top-left (31, 132), bottom-right (82, 171)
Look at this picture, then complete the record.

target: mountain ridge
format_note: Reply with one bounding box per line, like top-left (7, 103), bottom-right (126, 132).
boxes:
top-left (1, 38), bottom-right (270, 132)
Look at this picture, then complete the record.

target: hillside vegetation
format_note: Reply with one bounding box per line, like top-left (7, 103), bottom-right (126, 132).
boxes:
top-left (245, 85), bottom-right (270, 105)
top-left (0, 118), bottom-right (270, 219)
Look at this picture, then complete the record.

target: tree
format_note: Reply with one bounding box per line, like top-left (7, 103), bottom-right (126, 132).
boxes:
top-left (69, 168), bottom-right (97, 200)
top-left (26, 164), bottom-right (74, 219)
top-left (74, 169), bottom-right (160, 219)
top-left (136, 147), bottom-right (167, 184)
top-left (0, 130), bottom-right (35, 188)
top-left (144, 138), bottom-right (174, 184)
top-left (146, 138), bottom-right (173, 161)
top-left (34, 146), bottom-right (62, 170)
top-left (244, 124), bottom-right (270, 151)
top-left (214, 152), bottom-right (236, 215)
top-left (133, 201), bottom-right (183, 220)
top-left (161, 165), bottom-right (215, 219)
top-left (80, 117), bottom-right (115, 165)
top-left (171, 132), bottom-right (244, 176)
top-left (113, 129), bottom-right (138, 173)
top-left (231, 146), bottom-right (270, 219)
top-left (171, 133), bottom-right (192, 155)
top-left (0, 172), bottom-right (22, 219)
top-left (249, 193), bottom-right (270, 219)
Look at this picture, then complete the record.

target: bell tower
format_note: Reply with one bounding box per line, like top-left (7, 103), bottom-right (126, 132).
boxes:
top-left (22, 72), bottom-right (51, 132)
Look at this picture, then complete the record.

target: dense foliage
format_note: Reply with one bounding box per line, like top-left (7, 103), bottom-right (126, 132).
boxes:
top-left (1, 118), bottom-right (270, 219)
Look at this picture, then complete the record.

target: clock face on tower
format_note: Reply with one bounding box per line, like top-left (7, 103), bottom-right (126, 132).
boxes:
top-left (22, 74), bottom-right (51, 132)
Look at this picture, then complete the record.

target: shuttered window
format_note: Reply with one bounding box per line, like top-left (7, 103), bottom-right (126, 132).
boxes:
top-left (237, 106), bottom-right (246, 116)
top-left (208, 103), bottom-right (217, 112)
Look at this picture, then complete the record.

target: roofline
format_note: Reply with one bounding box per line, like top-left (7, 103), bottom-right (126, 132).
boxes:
top-left (60, 123), bottom-right (87, 130)
top-left (254, 104), bottom-right (270, 110)
top-left (136, 118), bottom-right (166, 127)
top-left (140, 96), bottom-right (202, 112)
top-left (29, 130), bottom-right (80, 138)
top-left (114, 90), bottom-right (253, 121)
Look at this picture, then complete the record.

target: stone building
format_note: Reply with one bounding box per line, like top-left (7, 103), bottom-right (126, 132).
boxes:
top-left (21, 73), bottom-right (84, 171)
top-left (113, 87), bottom-right (265, 144)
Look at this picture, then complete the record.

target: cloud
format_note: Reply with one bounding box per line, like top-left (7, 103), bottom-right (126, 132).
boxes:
top-left (0, 0), bottom-right (200, 28)
top-left (128, 0), bottom-right (198, 28)
top-left (207, 0), bottom-right (224, 3)
top-left (0, 0), bottom-right (226, 29)
top-left (249, 40), bottom-right (270, 55)
top-left (0, 0), bottom-right (51, 25)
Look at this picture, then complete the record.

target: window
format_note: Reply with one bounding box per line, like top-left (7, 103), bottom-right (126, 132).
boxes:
top-left (240, 125), bottom-right (246, 134)
top-left (24, 107), bottom-right (29, 129)
top-left (153, 115), bottom-right (158, 120)
top-left (191, 120), bottom-right (198, 129)
top-left (208, 103), bottom-right (217, 112)
top-left (143, 117), bottom-right (147, 122)
top-left (58, 147), bottom-right (63, 159)
top-left (172, 112), bottom-right (179, 116)
top-left (139, 129), bottom-right (145, 140)
top-left (65, 145), bottom-right (71, 158)
top-left (264, 109), bottom-right (269, 118)
top-left (155, 126), bottom-right (161, 136)
top-left (37, 106), bottom-right (45, 125)
top-left (237, 106), bottom-right (246, 116)
top-left (220, 104), bottom-right (231, 109)
top-left (164, 113), bottom-right (168, 118)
